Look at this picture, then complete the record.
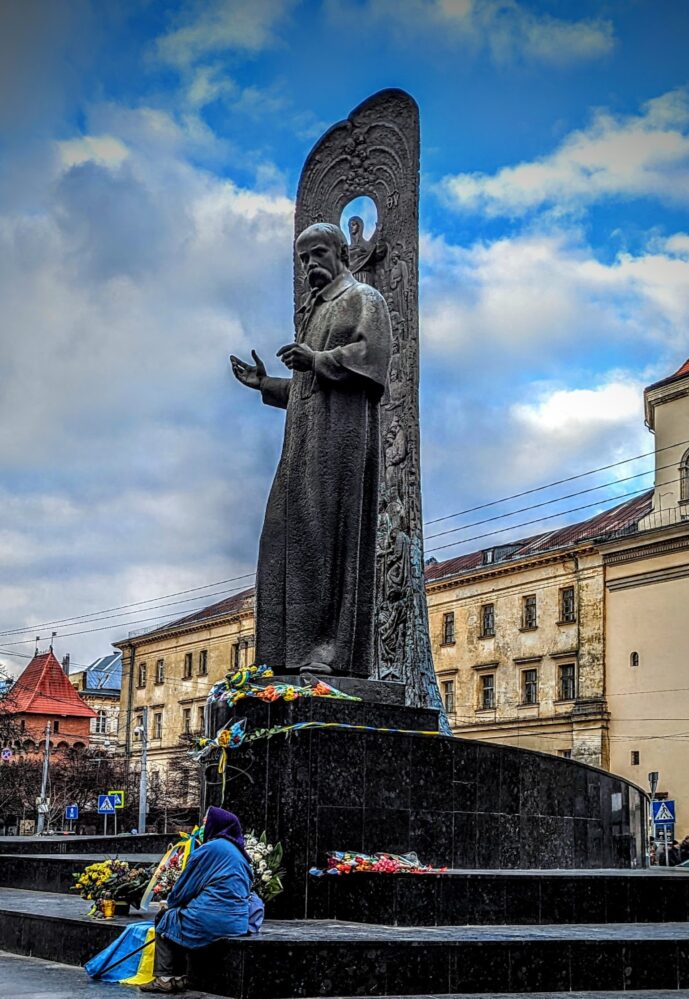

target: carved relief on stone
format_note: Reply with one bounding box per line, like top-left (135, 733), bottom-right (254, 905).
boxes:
top-left (293, 89), bottom-right (449, 726)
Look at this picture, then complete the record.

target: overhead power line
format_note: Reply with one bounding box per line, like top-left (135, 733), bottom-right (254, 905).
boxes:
top-left (425, 481), bottom-right (659, 556)
top-left (1, 436), bottom-right (687, 648)
top-left (424, 435), bottom-right (689, 526)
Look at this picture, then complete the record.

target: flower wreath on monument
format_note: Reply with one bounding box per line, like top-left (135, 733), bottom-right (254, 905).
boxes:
top-left (193, 663), bottom-right (442, 787)
top-left (310, 850), bottom-right (447, 876)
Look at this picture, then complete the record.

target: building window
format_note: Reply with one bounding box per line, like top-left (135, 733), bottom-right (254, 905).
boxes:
top-left (631, 750), bottom-right (640, 766)
top-left (95, 710), bottom-right (107, 735)
top-left (183, 653), bottom-right (193, 679)
top-left (231, 643), bottom-right (241, 670)
top-left (630, 651), bottom-right (639, 668)
top-left (155, 659), bottom-right (164, 685)
top-left (480, 603), bottom-right (495, 637)
top-left (153, 713), bottom-right (163, 740)
top-left (198, 650), bottom-right (208, 676)
top-left (480, 674), bottom-right (495, 710)
top-left (182, 708), bottom-right (191, 734)
top-left (441, 612), bottom-right (455, 645)
top-left (442, 680), bottom-right (455, 713)
top-left (197, 706), bottom-right (205, 732)
top-left (53, 720), bottom-right (60, 734)
top-left (559, 663), bottom-right (576, 701)
top-left (559, 586), bottom-right (576, 623)
top-left (137, 662), bottom-right (147, 688)
top-left (559, 749), bottom-right (572, 759)
top-left (522, 595), bottom-right (537, 630)
top-left (681, 448), bottom-right (689, 502)
top-left (134, 714), bottom-right (143, 740)
top-left (20, 719), bottom-right (25, 733)
top-left (522, 668), bottom-right (538, 705)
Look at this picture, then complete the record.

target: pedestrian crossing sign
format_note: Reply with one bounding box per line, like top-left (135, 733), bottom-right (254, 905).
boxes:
top-left (108, 789), bottom-right (125, 809)
top-left (652, 799), bottom-right (675, 825)
top-left (97, 794), bottom-right (117, 814)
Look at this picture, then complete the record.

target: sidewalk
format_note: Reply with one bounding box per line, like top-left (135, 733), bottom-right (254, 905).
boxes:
top-left (0, 951), bottom-right (224, 998)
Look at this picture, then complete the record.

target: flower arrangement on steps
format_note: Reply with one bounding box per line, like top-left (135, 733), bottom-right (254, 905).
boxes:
top-left (71, 859), bottom-right (152, 917)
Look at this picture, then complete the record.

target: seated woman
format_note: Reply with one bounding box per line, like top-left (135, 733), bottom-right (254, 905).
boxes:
top-left (141, 806), bottom-right (261, 994)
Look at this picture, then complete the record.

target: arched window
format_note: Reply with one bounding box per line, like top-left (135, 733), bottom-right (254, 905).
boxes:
top-left (95, 710), bottom-right (107, 735)
top-left (681, 448), bottom-right (689, 502)
top-left (630, 651), bottom-right (639, 668)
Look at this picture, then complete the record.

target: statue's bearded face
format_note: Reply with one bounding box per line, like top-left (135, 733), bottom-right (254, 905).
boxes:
top-left (297, 231), bottom-right (344, 290)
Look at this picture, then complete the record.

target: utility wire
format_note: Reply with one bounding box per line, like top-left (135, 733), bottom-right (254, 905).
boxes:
top-left (426, 482), bottom-right (657, 556)
top-left (424, 435), bottom-right (688, 526)
top-left (3, 437), bottom-right (688, 642)
top-left (425, 459), bottom-right (677, 542)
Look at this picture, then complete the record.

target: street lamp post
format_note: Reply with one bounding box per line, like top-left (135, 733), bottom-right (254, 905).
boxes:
top-left (36, 722), bottom-right (51, 835)
top-left (135, 706), bottom-right (148, 835)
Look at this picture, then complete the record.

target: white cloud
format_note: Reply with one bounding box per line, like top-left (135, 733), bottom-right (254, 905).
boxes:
top-left (156, 0), bottom-right (296, 69)
top-left (0, 105), bottom-right (295, 663)
top-left (420, 227), bottom-right (689, 362)
top-left (513, 381), bottom-right (643, 440)
top-left (328, 0), bottom-right (613, 66)
top-left (440, 87), bottom-right (689, 216)
top-left (58, 135), bottom-right (129, 168)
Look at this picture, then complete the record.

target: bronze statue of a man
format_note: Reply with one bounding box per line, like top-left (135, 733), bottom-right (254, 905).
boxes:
top-left (231, 223), bottom-right (392, 676)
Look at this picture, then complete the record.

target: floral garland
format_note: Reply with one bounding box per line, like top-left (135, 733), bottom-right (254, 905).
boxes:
top-left (310, 850), bottom-right (447, 876)
top-left (192, 717), bottom-right (442, 799)
top-left (206, 663), bottom-right (362, 706)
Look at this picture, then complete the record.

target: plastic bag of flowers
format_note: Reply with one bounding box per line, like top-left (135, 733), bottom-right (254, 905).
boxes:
top-left (244, 830), bottom-right (285, 903)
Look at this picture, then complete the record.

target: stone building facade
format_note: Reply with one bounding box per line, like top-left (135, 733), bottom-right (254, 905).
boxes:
top-left (426, 494), bottom-right (651, 769)
top-left (4, 649), bottom-right (96, 752)
top-left (69, 653), bottom-right (122, 749)
top-left (601, 359), bottom-right (689, 833)
top-left (114, 588), bottom-right (255, 778)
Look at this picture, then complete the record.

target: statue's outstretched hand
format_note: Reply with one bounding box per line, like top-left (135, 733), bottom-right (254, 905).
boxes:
top-left (277, 343), bottom-right (315, 372)
top-left (230, 350), bottom-right (266, 390)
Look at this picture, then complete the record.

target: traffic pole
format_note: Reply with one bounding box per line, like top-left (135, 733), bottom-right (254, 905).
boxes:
top-left (36, 722), bottom-right (51, 835)
top-left (138, 706), bottom-right (149, 834)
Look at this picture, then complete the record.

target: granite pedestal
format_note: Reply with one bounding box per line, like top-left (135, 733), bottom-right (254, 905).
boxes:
top-left (206, 694), bottom-right (646, 919)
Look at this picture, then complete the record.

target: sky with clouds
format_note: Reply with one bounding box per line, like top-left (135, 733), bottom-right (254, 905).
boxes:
top-left (1, 0), bottom-right (688, 675)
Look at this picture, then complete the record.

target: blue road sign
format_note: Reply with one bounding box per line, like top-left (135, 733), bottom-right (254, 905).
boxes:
top-left (652, 799), bottom-right (675, 825)
top-left (97, 794), bottom-right (117, 815)
top-left (65, 804), bottom-right (79, 820)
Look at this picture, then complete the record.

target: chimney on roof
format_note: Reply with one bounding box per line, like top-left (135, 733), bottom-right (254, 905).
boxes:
top-left (61, 654), bottom-right (71, 676)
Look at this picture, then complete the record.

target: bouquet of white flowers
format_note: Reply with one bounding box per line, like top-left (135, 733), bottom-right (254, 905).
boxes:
top-left (244, 830), bottom-right (285, 903)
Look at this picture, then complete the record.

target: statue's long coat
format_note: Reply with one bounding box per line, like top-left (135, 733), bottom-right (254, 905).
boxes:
top-left (257, 271), bottom-right (392, 676)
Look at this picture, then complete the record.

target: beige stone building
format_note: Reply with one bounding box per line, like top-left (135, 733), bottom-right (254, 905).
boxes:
top-left (69, 653), bottom-right (122, 749)
top-left (114, 588), bottom-right (255, 776)
top-left (601, 359), bottom-right (689, 834)
top-left (426, 492), bottom-right (651, 769)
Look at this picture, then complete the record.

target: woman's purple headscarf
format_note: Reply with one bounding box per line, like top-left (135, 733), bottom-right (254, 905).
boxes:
top-left (204, 806), bottom-right (251, 862)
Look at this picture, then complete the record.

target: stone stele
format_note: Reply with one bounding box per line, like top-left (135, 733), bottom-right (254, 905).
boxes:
top-left (232, 89), bottom-right (449, 727)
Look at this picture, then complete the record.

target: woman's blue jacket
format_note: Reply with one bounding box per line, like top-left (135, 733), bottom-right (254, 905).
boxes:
top-left (156, 837), bottom-right (251, 948)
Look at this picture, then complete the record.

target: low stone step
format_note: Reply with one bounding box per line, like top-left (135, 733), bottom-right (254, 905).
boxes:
top-left (307, 867), bottom-right (689, 925)
top-left (0, 853), bottom-right (162, 894)
top-left (0, 832), bottom-right (172, 854)
top-left (3, 888), bottom-right (689, 996)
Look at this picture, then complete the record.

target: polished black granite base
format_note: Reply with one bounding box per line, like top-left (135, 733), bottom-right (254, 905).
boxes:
top-left (0, 854), bottom-right (162, 894)
top-left (2, 889), bottom-right (689, 998)
top-left (0, 834), bottom-right (172, 855)
top-left (206, 696), bottom-right (647, 918)
top-left (307, 868), bottom-right (689, 925)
